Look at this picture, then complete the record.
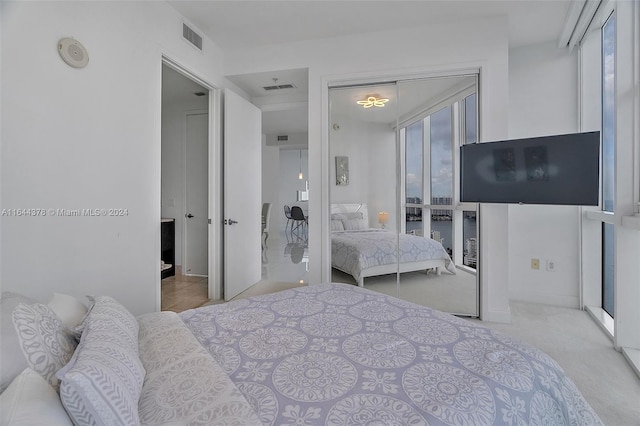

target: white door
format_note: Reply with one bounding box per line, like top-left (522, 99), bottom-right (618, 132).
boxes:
top-left (224, 89), bottom-right (262, 300)
top-left (184, 112), bottom-right (208, 276)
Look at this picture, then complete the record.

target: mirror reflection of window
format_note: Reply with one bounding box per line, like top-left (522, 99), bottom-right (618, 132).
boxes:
top-left (329, 75), bottom-right (480, 317)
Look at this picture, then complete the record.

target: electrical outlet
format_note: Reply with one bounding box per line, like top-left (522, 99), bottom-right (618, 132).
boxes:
top-left (531, 258), bottom-right (540, 270)
top-left (547, 260), bottom-right (556, 272)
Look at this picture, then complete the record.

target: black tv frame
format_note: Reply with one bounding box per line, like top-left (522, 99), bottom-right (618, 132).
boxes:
top-left (460, 131), bottom-right (600, 206)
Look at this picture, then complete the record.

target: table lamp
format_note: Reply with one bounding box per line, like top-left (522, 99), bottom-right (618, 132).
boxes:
top-left (378, 211), bottom-right (389, 229)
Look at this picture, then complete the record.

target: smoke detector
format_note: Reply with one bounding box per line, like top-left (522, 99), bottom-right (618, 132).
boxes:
top-left (58, 38), bottom-right (89, 68)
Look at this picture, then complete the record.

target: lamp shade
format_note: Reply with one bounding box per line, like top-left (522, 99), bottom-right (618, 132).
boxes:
top-left (378, 212), bottom-right (389, 225)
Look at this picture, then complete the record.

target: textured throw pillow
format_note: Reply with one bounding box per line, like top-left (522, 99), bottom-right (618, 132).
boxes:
top-left (331, 212), bottom-right (363, 221)
top-left (330, 219), bottom-right (345, 231)
top-left (0, 367), bottom-right (72, 426)
top-left (47, 293), bottom-right (88, 329)
top-left (12, 302), bottom-right (78, 390)
top-left (342, 217), bottom-right (368, 230)
top-left (79, 295), bottom-right (139, 351)
top-left (57, 296), bottom-right (144, 426)
top-left (1, 292), bottom-right (35, 393)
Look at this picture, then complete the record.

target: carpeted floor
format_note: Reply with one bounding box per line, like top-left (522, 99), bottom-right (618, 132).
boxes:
top-left (475, 301), bottom-right (640, 425)
top-left (331, 267), bottom-right (478, 315)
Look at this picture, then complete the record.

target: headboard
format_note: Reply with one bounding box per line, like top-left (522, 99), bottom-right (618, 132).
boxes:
top-left (331, 203), bottom-right (369, 227)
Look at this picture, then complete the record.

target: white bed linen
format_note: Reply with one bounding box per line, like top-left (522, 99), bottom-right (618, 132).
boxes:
top-left (137, 311), bottom-right (262, 425)
top-left (332, 229), bottom-right (456, 285)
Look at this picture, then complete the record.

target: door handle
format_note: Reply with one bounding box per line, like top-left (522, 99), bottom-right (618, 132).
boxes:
top-left (224, 219), bottom-right (238, 225)
top-left (186, 213), bottom-right (194, 218)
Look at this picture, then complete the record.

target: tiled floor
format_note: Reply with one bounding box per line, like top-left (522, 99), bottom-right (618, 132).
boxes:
top-left (261, 226), bottom-right (309, 284)
top-left (162, 224), bottom-right (478, 315)
top-left (161, 274), bottom-right (208, 312)
top-left (161, 226), bottom-right (309, 312)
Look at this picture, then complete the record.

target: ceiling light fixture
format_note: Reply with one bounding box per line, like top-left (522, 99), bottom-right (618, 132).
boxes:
top-left (357, 95), bottom-right (389, 108)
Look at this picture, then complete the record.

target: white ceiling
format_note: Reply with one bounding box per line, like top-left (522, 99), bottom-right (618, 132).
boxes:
top-left (162, 64), bottom-right (208, 104)
top-left (166, 1), bottom-right (572, 143)
top-left (169, 1), bottom-right (572, 50)
top-left (329, 75), bottom-right (477, 126)
top-left (226, 68), bottom-right (310, 135)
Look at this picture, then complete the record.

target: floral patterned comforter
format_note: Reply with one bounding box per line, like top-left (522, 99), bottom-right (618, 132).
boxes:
top-left (179, 283), bottom-right (602, 426)
top-left (331, 230), bottom-right (456, 284)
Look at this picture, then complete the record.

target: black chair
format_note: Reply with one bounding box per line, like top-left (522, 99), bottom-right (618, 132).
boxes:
top-left (290, 206), bottom-right (308, 233)
top-left (284, 205), bottom-right (292, 230)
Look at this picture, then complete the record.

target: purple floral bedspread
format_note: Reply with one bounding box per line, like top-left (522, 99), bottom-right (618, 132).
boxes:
top-left (179, 283), bottom-right (602, 425)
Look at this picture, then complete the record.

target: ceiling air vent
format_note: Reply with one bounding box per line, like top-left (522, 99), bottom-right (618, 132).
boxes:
top-left (263, 83), bottom-right (296, 91)
top-left (183, 23), bottom-right (203, 51)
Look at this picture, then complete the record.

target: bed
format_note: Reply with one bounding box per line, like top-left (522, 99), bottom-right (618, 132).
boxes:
top-left (1, 285), bottom-right (603, 426)
top-left (331, 203), bottom-right (456, 286)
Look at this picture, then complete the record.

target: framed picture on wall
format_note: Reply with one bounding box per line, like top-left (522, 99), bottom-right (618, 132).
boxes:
top-left (335, 156), bottom-right (349, 185)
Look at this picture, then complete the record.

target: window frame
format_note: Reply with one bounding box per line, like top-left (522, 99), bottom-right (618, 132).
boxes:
top-left (400, 82), bottom-right (478, 270)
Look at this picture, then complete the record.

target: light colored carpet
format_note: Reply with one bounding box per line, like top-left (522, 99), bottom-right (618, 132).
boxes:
top-left (475, 302), bottom-right (640, 426)
top-left (331, 267), bottom-right (478, 315)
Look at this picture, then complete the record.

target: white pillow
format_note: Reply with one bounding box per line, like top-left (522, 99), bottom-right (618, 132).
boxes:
top-left (47, 293), bottom-right (88, 328)
top-left (12, 302), bottom-right (78, 390)
top-left (331, 212), bottom-right (368, 230)
top-left (0, 368), bottom-right (72, 425)
top-left (0, 292), bottom-right (34, 393)
top-left (342, 217), bottom-right (367, 230)
top-left (330, 219), bottom-right (345, 231)
top-left (331, 212), bottom-right (363, 221)
top-left (57, 296), bottom-right (144, 426)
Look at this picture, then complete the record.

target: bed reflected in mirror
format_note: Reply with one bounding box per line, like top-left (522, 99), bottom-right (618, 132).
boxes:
top-left (328, 75), bottom-right (479, 316)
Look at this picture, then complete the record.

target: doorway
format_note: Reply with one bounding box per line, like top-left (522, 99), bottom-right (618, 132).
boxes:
top-left (226, 68), bottom-right (311, 289)
top-left (160, 63), bottom-right (210, 312)
top-left (184, 112), bottom-right (209, 276)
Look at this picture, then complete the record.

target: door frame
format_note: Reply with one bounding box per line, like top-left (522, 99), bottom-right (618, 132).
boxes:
top-left (183, 109), bottom-right (209, 277)
top-left (161, 56), bottom-right (223, 306)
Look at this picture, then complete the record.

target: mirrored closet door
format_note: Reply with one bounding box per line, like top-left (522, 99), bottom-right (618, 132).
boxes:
top-left (329, 74), bottom-right (479, 316)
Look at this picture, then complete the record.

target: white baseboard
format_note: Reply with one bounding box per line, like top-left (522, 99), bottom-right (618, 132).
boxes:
top-left (621, 347), bottom-right (640, 379)
top-left (510, 291), bottom-right (579, 309)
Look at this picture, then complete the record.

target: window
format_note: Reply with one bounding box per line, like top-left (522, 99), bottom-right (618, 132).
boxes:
top-left (402, 85), bottom-right (477, 266)
top-left (464, 93), bottom-right (477, 144)
top-left (405, 121), bottom-right (424, 235)
top-left (602, 12), bottom-right (615, 318)
top-left (430, 106), bottom-right (453, 254)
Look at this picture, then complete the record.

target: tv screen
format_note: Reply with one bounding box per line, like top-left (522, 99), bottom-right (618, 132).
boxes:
top-left (460, 131), bottom-right (600, 205)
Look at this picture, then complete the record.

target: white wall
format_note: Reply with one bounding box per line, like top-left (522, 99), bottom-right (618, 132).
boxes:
top-left (265, 132), bottom-right (307, 148)
top-left (0, 1), bottom-right (236, 315)
top-left (261, 137), bottom-right (280, 236)
top-left (278, 149), bottom-right (309, 226)
top-left (1, 4), bottom-right (511, 320)
top-left (329, 119), bottom-right (396, 229)
top-left (507, 41), bottom-right (581, 307)
top-left (161, 96), bottom-right (208, 267)
top-left (223, 16), bottom-right (511, 321)
top-left (366, 122), bottom-right (397, 230)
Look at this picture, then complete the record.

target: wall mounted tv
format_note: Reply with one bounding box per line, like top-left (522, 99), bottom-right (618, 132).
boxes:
top-left (460, 131), bottom-right (600, 205)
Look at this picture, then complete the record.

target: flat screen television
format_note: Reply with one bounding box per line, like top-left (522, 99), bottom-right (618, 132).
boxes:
top-left (460, 131), bottom-right (600, 205)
